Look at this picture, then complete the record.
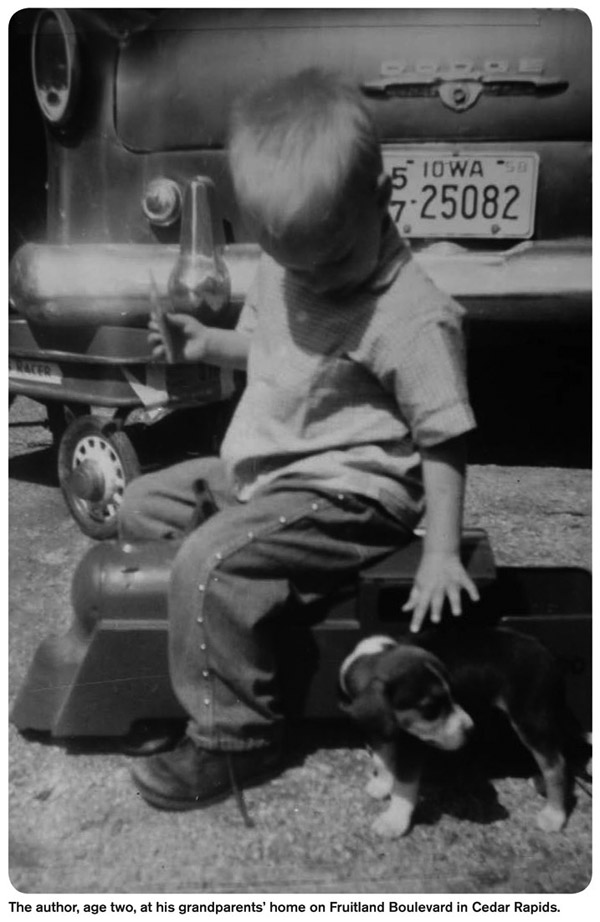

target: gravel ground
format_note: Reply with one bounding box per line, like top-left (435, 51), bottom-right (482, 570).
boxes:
top-left (8, 396), bottom-right (592, 895)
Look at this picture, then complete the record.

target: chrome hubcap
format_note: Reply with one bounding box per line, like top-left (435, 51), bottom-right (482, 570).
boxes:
top-left (69, 434), bottom-right (127, 522)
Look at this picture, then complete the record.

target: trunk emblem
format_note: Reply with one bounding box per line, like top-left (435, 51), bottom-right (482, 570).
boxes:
top-left (363, 59), bottom-right (567, 112)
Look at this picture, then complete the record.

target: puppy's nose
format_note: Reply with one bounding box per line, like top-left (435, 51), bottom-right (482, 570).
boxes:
top-left (461, 712), bottom-right (475, 738)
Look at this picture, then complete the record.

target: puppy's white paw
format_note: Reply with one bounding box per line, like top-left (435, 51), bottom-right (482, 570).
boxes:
top-left (536, 804), bottom-right (567, 833)
top-left (529, 774), bottom-right (546, 796)
top-left (366, 773), bottom-right (393, 800)
top-left (371, 802), bottom-right (413, 838)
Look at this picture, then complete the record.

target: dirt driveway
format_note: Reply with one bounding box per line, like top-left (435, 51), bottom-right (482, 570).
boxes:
top-left (8, 395), bottom-right (591, 895)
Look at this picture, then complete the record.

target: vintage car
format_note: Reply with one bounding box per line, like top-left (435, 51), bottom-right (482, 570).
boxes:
top-left (9, 8), bottom-right (592, 745)
top-left (9, 8), bottom-right (592, 538)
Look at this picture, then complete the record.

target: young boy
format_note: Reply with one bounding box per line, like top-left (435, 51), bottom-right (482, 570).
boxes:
top-left (121, 69), bottom-right (478, 811)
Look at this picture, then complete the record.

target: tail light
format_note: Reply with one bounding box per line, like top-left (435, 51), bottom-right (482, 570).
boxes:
top-left (31, 9), bottom-right (80, 126)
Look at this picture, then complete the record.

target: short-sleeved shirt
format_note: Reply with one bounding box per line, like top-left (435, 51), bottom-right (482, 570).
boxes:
top-left (220, 221), bottom-right (476, 525)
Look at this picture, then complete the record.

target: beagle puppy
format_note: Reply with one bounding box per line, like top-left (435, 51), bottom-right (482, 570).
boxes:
top-left (340, 626), bottom-right (577, 838)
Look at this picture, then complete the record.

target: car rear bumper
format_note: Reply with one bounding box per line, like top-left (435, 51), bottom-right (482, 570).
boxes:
top-left (9, 238), bottom-right (591, 331)
top-left (417, 238), bottom-right (591, 324)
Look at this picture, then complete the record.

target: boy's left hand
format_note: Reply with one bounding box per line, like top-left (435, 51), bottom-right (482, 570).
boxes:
top-left (402, 551), bottom-right (480, 633)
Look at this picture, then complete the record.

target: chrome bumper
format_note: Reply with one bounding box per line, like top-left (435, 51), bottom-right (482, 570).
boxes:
top-left (417, 239), bottom-right (591, 323)
top-left (9, 241), bottom-right (259, 328)
top-left (9, 238), bottom-right (591, 328)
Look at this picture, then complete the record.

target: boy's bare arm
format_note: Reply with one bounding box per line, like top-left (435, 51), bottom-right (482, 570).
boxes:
top-left (402, 434), bottom-right (479, 632)
top-left (149, 313), bottom-right (250, 371)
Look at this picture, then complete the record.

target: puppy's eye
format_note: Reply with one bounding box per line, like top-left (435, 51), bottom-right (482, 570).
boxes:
top-left (420, 698), bottom-right (444, 721)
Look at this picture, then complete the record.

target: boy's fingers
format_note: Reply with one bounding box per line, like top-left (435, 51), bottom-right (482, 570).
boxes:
top-left (408, 592), bottom-right (429, 632)
top-left (401, 586), bottom-right (418, 612)
top-left (463, 575), bottom-right (480, 602)
top-left (166, 312), bottom-right (192, 327)
top-left (429, 590), bottom-right (444, 624)
top-left (406, 574), bottom-right (477, 632)
top-left (410, 606), bottom-right (426, 633)
top-left (448, 586), bottom-right (462, 616)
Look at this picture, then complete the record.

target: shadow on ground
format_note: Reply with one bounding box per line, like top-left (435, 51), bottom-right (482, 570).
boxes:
top-left (467, 320), bottom-right (591, 469)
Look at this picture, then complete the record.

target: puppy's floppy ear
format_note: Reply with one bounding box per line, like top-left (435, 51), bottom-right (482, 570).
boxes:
top-left (341, 678), bottom-right (397, 739)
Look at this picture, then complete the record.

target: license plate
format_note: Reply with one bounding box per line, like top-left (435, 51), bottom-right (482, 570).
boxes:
top-left (9, 357), bottom-right (62, 384)
top-left (382, 148), bottom-right (539, 238)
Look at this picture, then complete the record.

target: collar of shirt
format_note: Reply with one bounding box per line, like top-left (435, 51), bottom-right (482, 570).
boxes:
top-left (363, 217), bottom-right (411, 295)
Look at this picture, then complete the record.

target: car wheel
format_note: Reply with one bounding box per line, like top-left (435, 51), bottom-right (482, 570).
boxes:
top-left (57, 415), bottom-right (140, 539)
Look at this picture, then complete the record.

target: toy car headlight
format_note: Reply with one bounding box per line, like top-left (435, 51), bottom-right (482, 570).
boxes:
top-left (31, 9), bottom-right (80, 126)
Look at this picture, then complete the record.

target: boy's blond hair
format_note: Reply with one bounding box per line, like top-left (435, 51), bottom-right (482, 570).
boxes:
top-left (228, 69), bottom-right (382, 240)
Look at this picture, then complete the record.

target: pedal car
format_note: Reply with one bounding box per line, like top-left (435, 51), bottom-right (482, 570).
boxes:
top-left (11, 530), bottom-right (592, 745)
top-left (9, 8), bottom-right (591, 538)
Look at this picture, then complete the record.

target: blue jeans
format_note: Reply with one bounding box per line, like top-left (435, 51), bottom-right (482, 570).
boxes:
top-left (118, 458), bottom-right (416, 751)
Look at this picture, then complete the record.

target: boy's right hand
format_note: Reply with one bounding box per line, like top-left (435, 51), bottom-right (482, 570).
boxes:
top-left (148, 312), bottom-right (210, 364)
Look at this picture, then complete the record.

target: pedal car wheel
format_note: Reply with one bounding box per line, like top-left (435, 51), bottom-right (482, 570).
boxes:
top-left (58, 416), bottom-right (140, 539)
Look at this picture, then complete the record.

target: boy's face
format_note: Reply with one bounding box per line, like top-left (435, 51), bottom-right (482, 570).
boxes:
top-left (256, 175), bottom-right (392, 298)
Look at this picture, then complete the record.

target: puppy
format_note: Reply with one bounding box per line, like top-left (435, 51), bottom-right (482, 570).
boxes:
top-left (340, 626), bottom-right (579, 838)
